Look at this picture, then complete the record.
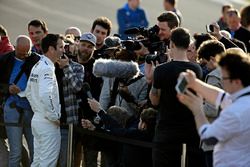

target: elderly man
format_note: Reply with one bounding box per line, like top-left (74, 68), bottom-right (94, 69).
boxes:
top-left (65, 26), bottom-right (81, 43)
top-left (0, 35), bottom-right (40, 166)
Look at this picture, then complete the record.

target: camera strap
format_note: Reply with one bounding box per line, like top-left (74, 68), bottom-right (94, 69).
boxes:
top-left (13, 66), bottom-right (26, 85)
top-left (13, 53), bottom-right (40, 85)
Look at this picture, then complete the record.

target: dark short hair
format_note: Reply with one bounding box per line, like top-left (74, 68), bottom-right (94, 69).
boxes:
top-left (222, 4), bottom-right (233, 13)
top-left (227, 8), bottom-right (240, 17)
top-left (28, 19), bottom-right (48, 33)
top-left (198, 40), bottom-right (225, 61)
top-left (114, 48), bottom-right (137, 61)
top-left (240, 5), bottom-right (250, 28)
top-left (170, 27), bottom-right (190, 49)
top-left (0, 25), bottom-right (7, 36)
top-left (165, 0), bottom-right (176, 6)
top-left (157, 12), bottom-right (179, 29)
top-left (140, 108), bottom-right (157, 131)
top-left (91, 17), bottom-right (112, 36)
top-left (193, 33), bottom-right (216, 50)
top-left (41, 34), bottom-right (64, 53)
top-left (218, 49), bottom-right (250, 87)
top-left (107, 106), bottom-right (130, 128)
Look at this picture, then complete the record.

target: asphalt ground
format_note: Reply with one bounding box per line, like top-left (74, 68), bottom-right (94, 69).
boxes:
top-left (0, 0), bottom-right (248, 43)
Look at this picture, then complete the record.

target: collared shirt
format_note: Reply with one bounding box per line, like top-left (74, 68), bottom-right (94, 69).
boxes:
top-left (61, 60), bottom-right (84, 124)
top-left (199, 86), bottom-right (250, 167)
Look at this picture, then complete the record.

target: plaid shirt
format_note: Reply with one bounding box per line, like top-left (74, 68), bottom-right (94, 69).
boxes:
top-left (62, 60), bottom-right (84, 124)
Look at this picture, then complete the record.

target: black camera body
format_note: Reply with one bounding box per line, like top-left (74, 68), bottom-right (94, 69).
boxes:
top-left (123, 25), bottom-right (165, 52)
top-left (64, 43), bottom-right (71, 56)
top-left (145, 54), bottom-right (160, 64)
top-left (123, 25), bottom-right (167, 64)
top-left (206, 24), bottom-right (214, 33)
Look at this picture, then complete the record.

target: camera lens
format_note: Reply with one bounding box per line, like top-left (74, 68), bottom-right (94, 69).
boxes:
top-left (145, 54), bottom-right (157, 64)
top-left (209, 25), bottom-right (214, 32)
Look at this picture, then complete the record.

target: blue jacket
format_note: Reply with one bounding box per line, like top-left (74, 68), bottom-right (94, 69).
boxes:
top-left (117, 3), bottom-right (149, 39)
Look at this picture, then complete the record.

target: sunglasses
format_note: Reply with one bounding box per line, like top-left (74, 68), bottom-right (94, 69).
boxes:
top-left (74, 36), bottom-right (80, 41)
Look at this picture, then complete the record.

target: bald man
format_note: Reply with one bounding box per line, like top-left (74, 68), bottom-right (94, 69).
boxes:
top-left (65, 26), bottom-right (81, 43)
top-left (0, 35), bottom-right (40, 166)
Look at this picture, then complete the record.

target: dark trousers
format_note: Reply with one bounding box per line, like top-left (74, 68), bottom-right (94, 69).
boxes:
top-left (153, 143), bottom-right (205, 167)
top-left (204, 150), bottom-right (213, 167)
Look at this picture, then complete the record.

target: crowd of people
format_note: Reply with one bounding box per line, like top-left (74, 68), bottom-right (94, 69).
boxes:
top-left (0, 0), bottom-right (250, 167)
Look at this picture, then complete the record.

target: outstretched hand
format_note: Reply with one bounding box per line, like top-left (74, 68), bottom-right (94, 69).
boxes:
top-left (87, 98), bottom-right (102, 113)
top-left (81, 119), bottom-right (96, 131)
top-left (178, 69), bottom-right (198, 91)
top-left (145, 60), bottom-right (159, 84)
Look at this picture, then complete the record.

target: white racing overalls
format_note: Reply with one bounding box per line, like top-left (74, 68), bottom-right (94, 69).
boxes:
top-left (25, 55), bottom-right (61, 167)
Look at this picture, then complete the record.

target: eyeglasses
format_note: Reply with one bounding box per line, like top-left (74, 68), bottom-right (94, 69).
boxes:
top-left (227, 10), bottom-right (238, 17)
top-left (74, 36), bottom-right (80, 41)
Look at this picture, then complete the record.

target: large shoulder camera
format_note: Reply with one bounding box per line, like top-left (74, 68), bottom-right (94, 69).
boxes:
top-left (123, 25), bottom-right (167, 64)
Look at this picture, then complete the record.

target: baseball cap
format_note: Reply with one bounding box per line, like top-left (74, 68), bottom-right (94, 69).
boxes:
top-left (80, 32), bottom-right (96, 46)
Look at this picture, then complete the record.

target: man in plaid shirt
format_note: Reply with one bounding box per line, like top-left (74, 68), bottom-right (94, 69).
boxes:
top-left (55, 42), bottom-right (84, 167)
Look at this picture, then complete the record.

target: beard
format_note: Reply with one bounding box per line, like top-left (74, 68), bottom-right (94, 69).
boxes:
top-left (78, 50), bottom-right (93, 62)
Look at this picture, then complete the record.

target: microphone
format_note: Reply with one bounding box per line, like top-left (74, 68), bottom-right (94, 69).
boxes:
top-left (82, 82), bottom-right (93, 99)
top-left (104, 36), bottom-right (121, 48)
top-left (93, 58), bottom-right (140, 79)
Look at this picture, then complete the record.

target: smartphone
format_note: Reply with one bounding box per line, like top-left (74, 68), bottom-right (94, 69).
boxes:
top-left (206, 24), bottom-right (214, 33)
top-left (61, 54), bottom-right (66, 59)
top-left (175, 75), bottom-right (188, 94)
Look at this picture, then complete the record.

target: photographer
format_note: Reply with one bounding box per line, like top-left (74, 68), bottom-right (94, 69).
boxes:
top-left (157, 11), bottom-right (179, 47)
top-left (63, 34), bottom-right (79, 62)
top-left (206, 23), bottom-right (247, 52)
top-left (225, 9), bottom-right (250, 52)
top-left (65, 26), bottom-right (81, 44)
top-left (149, 27), bottom-right (205, 167)
top-left (55, 34), bottom-right (84, 167)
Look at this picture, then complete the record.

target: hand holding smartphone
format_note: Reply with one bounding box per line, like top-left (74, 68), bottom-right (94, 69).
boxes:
top-left (206, 24), bottom-right (214, 33)
top-left (175, 75), bottom-right (188, 94)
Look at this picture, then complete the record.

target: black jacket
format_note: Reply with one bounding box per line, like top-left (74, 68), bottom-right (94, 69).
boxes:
top-left (98, 110), bottom-right (154, 167)
top-left (0, 51), bottom-right (40, 95)
top-left (226, 27), bottom-right (250, 52)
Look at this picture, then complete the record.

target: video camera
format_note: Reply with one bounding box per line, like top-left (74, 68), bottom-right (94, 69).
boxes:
top-left (123, 25), bottom-right (167, 64)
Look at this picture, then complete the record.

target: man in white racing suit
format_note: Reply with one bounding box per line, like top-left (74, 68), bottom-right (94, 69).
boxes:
top-left (25, 34), bottom-right (65, 167)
